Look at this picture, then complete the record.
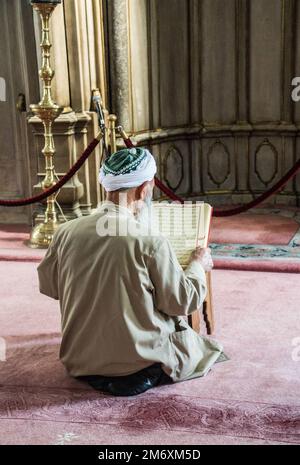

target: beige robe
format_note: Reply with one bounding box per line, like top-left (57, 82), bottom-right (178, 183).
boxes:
top-left (37, 201), bottom-right (224, 382)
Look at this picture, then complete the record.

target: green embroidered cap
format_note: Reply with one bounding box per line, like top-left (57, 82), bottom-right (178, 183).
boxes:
top-left (103, 148), bottom-right (147, 176)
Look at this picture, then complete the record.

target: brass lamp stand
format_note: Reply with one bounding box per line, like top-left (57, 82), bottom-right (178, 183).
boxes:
top-left (28, 1), bottom-right (63, 248)
top-left (28, 1), bottom-right (121, 247)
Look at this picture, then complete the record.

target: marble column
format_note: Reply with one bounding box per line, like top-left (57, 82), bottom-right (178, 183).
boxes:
top-left (107, 0), bottom-right (131, 130)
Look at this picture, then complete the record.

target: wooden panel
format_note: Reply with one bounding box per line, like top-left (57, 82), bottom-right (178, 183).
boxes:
top-left (201, 0), bottom-right (236, 124)
top-left (161, 140), bottom-right (191, 194)
top-left (191, 139), bottom-right (202, 194)
top-left (295, 137), bottom-right (300, 193)
top-left (280, 0), bottom-right (295, 123)
top-left (281, 135), bottom-right (296, 194)
top-left (293, 0), bottom-right (300, 122)
top-left (156, 0), bottom-right (190, 127)
top-left (190, 0), bottom-right (201, 124)
top-left (249, 0), bottom-right (282, 122)
top-left (236, 0), bottom-right (250, 123)
top-left (235, 133), bottom-right (250, 192)
top-left (249, 136), bottom-right (282, 191)
top-left (201, 137), bottom-right (236, 192)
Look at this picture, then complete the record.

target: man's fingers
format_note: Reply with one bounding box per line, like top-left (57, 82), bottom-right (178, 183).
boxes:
top-left (194, 246), bottom-right (210, 255)
top-left (189, 246), bottom-right (213, 271)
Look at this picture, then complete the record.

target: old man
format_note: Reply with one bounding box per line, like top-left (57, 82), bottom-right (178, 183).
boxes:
top-left (37, 147), bottom-right (224, 396)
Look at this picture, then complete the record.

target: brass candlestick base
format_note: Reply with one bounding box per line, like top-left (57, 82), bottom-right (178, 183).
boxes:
top-left (28, 2), bottom-right (63, 248)
top-left (29, 221), bottom-right (59, 249)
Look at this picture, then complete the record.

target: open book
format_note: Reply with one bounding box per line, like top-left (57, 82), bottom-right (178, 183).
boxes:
top-left (152, 202), bottom-right (213, 269)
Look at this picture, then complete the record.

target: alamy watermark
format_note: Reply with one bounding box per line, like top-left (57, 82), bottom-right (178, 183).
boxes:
top-left (95, 198), bottom-right (206, 241)
top-left (291, 337), bottom-right (300, 362)
top-left (0, 77), bottom-right (6, 102)
top-left (291, 77), bottom-right (300, 102)
top-left (0, 337), bottom-right (6, 362)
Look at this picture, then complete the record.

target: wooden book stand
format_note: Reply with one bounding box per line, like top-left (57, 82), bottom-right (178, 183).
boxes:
top-left (188, 271), bottom-right (214, 335)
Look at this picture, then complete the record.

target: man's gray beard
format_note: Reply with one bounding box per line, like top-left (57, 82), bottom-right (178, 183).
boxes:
top-left (135, 196), bottom-right (153, 230)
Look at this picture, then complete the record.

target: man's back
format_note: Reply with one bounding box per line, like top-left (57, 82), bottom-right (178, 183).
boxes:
top-left (38, 146), bottom-right (224, 388)
top-left (47, 203), bottom-right (171, 376)
top-left (38, 201), bottom-right (222, 381)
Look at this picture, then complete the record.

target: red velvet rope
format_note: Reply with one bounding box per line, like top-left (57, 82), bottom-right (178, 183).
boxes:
top-left (0, 137), bottom-right (100, 207)
top-left (212, 158), bottom-right (300, 217)
top-left (1, 133), bottom-right (299, 216)
top-left (123, 137), bottom-right (300, 217)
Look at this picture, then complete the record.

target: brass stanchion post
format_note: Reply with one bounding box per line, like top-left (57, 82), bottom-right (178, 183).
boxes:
top-left (28, 0), bottom-right (63, 248)
top-left (108, 114), bottom-right (117, 154)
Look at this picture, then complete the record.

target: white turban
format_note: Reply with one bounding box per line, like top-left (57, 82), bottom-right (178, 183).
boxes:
top-left (99, 147), bottom-right (157, 192)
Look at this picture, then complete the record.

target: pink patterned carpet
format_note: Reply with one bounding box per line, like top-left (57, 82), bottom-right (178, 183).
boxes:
top-left (211, 213), bottom-right (299, 245)
top-left (0, 256), bottom-right (299, 444)
top-left (210, 210), bottom-right (300, 273)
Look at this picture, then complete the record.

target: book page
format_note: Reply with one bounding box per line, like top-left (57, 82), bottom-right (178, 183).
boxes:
top-left (152, 202), bottom-right (212, 268)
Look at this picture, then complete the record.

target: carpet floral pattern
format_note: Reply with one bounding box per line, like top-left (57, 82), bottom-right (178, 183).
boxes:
top-left (211, 229), bottom-right (300, 260)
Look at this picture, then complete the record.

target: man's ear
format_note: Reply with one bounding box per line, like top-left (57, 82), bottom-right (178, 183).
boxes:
top-left (135, 181), bottom-right (149, 201)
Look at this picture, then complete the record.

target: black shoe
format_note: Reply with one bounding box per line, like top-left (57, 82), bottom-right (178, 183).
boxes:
top-left (77, 374), bottom-right (113, 393)
top-left (108, 364), bottom-right (165, 396)
top-left (77, 364), bottom-right (170, 396)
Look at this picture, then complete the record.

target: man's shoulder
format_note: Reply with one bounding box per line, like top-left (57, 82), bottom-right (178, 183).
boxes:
top-left (52, 215), bottom-right (96, 243)
top-left (53, 217), bottom-right (78, 237)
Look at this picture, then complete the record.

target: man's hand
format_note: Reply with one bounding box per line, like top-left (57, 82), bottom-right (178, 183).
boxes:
top-left (189, 247), bottom-right (213, 272)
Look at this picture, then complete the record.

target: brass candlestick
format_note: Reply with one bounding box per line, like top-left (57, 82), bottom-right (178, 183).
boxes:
top-left (28, 1), bottom-right (63, 248)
